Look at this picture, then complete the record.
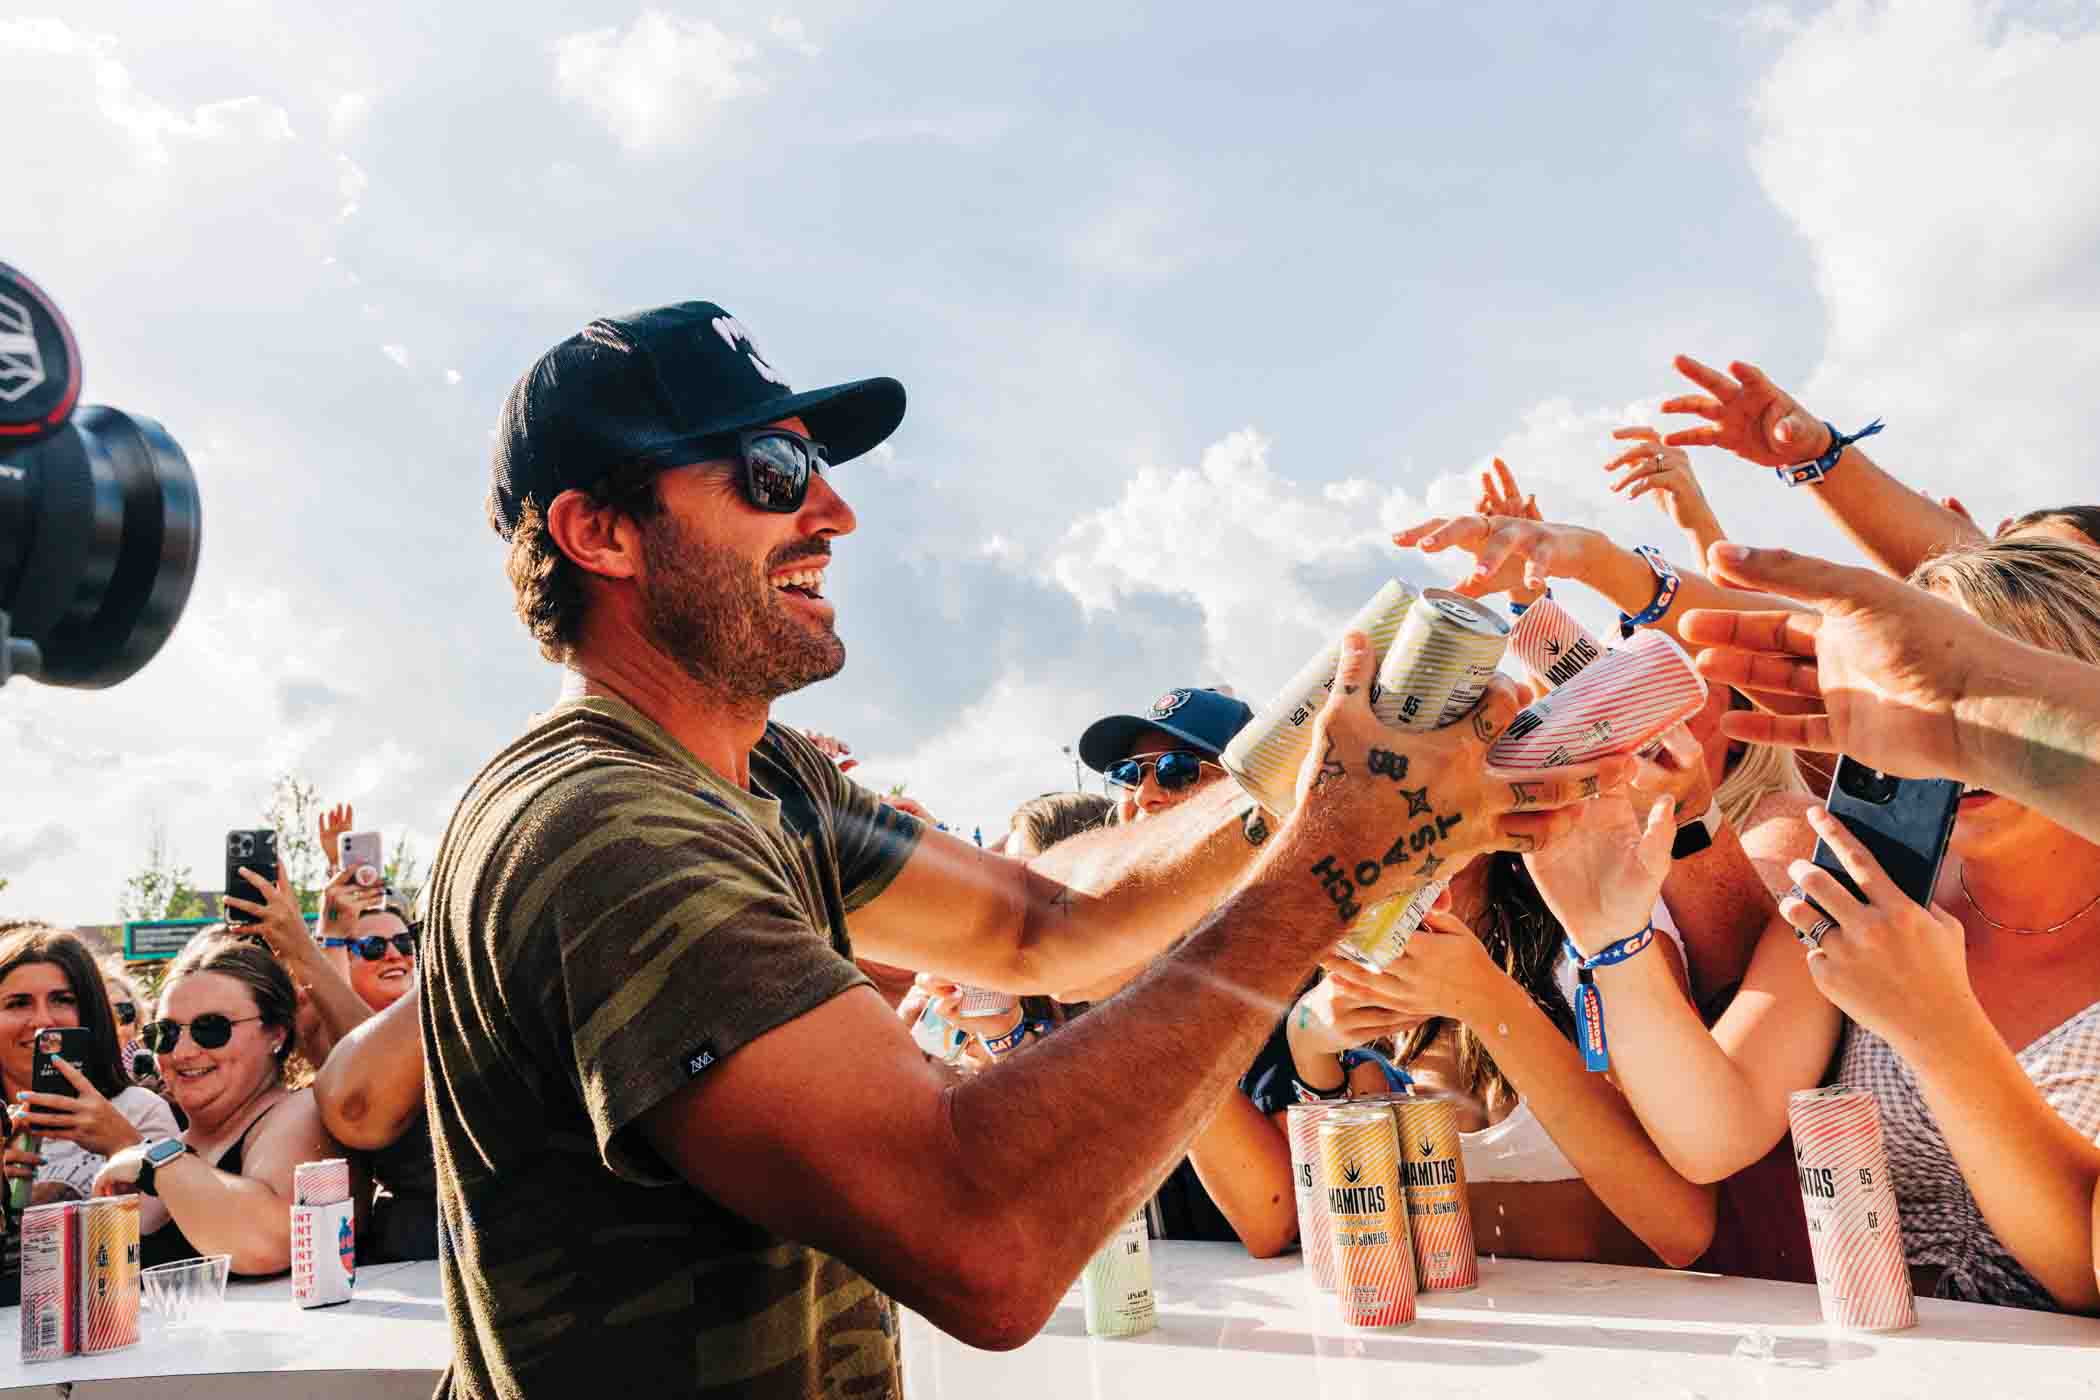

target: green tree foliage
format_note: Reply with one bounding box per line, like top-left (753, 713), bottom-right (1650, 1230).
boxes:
top-left (118, 821), bottom-right (210, 923)
top-left (263, 773), bottom-right (326, 914)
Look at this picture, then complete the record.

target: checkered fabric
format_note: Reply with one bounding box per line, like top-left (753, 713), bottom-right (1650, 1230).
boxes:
top-left (1834, 1006), bottom-right (2100, 1311)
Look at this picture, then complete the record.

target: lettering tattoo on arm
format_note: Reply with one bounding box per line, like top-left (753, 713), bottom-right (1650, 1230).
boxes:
top-left (1578, 775), bottom-right (1601, 800)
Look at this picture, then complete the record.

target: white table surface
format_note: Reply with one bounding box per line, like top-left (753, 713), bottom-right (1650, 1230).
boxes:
top-left (0, 1258), bottom-right (446, 1398)
top-left (903, 1241), bottom-right (2100, 1400)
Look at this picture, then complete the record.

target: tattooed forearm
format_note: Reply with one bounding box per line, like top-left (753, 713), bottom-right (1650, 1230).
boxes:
top-left (1316, 737), bottom-right (1347, 789)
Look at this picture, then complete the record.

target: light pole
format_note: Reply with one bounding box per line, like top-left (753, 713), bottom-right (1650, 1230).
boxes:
top-left (1060, 745), bottom-right (1082, 792)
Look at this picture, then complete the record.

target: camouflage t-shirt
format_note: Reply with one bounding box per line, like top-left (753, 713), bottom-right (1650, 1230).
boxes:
top-left (419, 694), bottom-right (922, 1399)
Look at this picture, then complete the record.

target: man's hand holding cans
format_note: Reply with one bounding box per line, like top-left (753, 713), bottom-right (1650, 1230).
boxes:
top-left (1272, 630), bottom-right (1637, 928)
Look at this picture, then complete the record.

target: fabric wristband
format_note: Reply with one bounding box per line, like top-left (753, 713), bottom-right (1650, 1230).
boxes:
top-left (1508, 587), bottom-right (1552, 618)
top-left (1564, 925), bottom-right (1657, 1072)
top-left (980, 1017), bottom-right (1039, 1058)
top-left (1290, 1066), bottom-right (1350, 1103)
top-left (1617, 546), bottom-right (1681, 639)
top-left (1779, 418), bottom-right (1885, 487)
top-left (1340, 1046), bottom-right (1414, 1092)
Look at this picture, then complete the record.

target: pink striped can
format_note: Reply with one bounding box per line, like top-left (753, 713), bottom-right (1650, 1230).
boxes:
top-left (1287, 1101), bottom-right (1348, 1289)
top-left (953, 985), bottom-right (1018, 1018)
top-left (1509, 597), bottom-right (1606, 691)
top-left (1487, 628), bottom-right (1707, 769)
top-left (1392, 1097), bottom-right (1477, 1291)
top-left (1789, 1088), bottom-right (1916, 1332)
top-left (294, 1158), bottom-right (352, 1206)
top-left (19, 1201), bottom-right (80, 1361)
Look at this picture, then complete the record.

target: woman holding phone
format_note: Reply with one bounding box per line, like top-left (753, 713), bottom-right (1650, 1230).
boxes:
top-left (1526, 538), bottom-right (2100, 1313)
top-left (0, 923), bottom-right (178, 1203)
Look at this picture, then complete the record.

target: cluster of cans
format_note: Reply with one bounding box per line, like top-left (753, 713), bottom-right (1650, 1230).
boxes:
top-left (20, 1196), bottom-right (141, 1362)
top-left (1288, 1095), bottom-right (1477, 1327)
top-left (292, 1157), bottom-right (356, 1310)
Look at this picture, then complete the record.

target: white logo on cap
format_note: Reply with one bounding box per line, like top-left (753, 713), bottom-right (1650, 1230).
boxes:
top-left (1149, 690), bottom-right (1192, 718)
top-left (712, 315), bottom-right (789, 389)
top-left (0, 293), bottom-right (47, 405)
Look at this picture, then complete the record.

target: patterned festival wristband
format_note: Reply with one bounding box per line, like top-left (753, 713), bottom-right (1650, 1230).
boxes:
top-left (981, 1018), bottom-right (1037, 1057)
top-left (1617, 546), bottom-right (1680, 639)
top-left (1779, 418), bottom-right (1885, 487)
top-left (1564, 926), bottom-right (1657, 1073)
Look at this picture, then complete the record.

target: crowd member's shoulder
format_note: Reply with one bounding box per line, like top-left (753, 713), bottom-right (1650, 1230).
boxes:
top-left (1736, 791), bottom-right (1819, 889)
top-left (246, 1089), bottom-right (340, 1190)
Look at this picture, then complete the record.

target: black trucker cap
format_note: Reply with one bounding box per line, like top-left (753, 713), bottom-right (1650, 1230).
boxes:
top-left (489, 301), bottom-right (906, 538)
top-left (1077, 687), bottom-right (1255, 772)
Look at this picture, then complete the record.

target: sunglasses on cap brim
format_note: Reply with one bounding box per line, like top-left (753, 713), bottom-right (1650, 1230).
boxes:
top-left (689, 428), bottom-right (831, 513)
top-left (1104, 751), bottom-right (1217, 792)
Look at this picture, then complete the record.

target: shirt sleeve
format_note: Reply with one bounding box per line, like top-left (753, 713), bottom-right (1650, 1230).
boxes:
top-left (771, 727), bottom-right (924, 912)
top-left (118, 1086), bottom-right (181, 1142)
top-left (532, 771), bottom-right (870, 1186)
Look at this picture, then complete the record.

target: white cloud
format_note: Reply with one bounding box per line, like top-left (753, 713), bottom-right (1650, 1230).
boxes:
top-left (381, 343), bottom-right (410, 368)
top-left (444, 368), bottom-right (462, 385)
top-left (336, 154), bottom-right (368, 219)
top-left (1749, 0), bottom-right (2100, 520)
top-left (551, 10), bottom-right (764, 155)
top-left (768, 15), bottom-right (819, 57)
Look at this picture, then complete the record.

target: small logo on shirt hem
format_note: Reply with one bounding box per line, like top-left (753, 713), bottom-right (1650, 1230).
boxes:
top-left (684, 1042), bottom-right (719, 1078)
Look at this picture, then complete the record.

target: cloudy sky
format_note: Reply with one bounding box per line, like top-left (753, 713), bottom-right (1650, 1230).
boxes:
top-left (4, 0), bottom-right (2097, 922)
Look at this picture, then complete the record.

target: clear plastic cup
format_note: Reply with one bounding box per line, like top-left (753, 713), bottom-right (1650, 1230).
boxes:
top-left (141, 1254), bottom-right (232, 1332)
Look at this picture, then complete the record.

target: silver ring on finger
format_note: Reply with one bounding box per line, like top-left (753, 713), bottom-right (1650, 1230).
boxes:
top-left (1798, 915), bottom-right (1837, 950)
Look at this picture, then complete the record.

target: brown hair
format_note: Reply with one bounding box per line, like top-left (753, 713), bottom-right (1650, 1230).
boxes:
top-left (1998, 504), bottom-right (2100, 550)
top-left (162, 930), bottom-right (299, 1071)
top-left (494, 461), bottom-right (665, 663)
top-left (1910, 537), bottom-right (2100, 667)
top-left (1009, 792), bottom-right (1113, 853)
top-left (0, 922), bottom-right (131, 1099)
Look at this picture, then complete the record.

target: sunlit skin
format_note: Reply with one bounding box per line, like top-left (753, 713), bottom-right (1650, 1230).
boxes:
top-left (0, 964), bottom-right (80, 1097)
top-left (345, 910), bottom-right (415, 1012)
top-left (154, 972), bottom-right (287, 1135)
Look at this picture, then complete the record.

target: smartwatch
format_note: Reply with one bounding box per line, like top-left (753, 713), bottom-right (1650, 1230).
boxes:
top-left (137, 1137), bottom-right (190, 1198)
top-left (1671, 798), bottom-right (1724, 860)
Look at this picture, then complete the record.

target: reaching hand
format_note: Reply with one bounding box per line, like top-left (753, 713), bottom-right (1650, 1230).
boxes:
top-left (224, 864), bottom-right (317, 959)
top-left (1317, 909), bottom-right (1510, 1028)
top-left (1659, 356), bottom-right (1831, 469)
top-left (15, 1058), bottom-right (142, 1158)
top-left (1287, 974), bottom-right (1416, 1060)
top-left (1605, 427), bottom-right (1722, 535)
top-left (1393, 515), bottom-right (1600, 599)
top-left (804, 731), bottom-right (859, 773)
top-left (1523, 795), bottom-right (1677, 957)
top-left (1280, 632), bottom-right (1637, 933)
top-left (1475, 458), bottom-right (1541, 521)
top-left (318, 803), bottom-right (354, 876)
top-left (1679, 544), bottom-right (1977, 781)
top-left (317, 864), bottom-right (387, 945)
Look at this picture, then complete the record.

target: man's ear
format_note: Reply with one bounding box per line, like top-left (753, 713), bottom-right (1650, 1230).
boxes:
top-left (546, 490), bottom-right (644, 581)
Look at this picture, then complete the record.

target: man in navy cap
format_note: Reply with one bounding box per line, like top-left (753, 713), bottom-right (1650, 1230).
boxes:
top-left (1079, 686), bottom-right (1253, 824)
top-left (417, 300), bottom-right (1627, 1399)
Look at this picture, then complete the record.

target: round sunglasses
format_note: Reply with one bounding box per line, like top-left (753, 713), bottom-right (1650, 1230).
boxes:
top-left (323, 931), bottom-right (417, 962)
top-left (1104, 750), bottom-right (1216, 792)
top-left (112, 1000), bottom-right (137, 1027)
top-left (697, 427), bottom-right (830, 513)
top-left (141, 1013), bottom-right (263, 1055)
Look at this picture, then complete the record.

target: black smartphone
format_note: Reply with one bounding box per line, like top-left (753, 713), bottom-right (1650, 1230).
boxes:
top-left (1811, 758), bottom-right (1962, 909)
top-left (225, 828), bottom-right (280, 924)
top-left (30, 1027), bottom-right (94, 1099)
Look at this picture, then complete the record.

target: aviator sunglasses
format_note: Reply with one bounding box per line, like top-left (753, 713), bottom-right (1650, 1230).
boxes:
top-left (1104, 750), bottom-right (1216, 792)
top-left (141, 1013), bottom-right (263, 1055)
top-left (696, 428), bottom-right (831, 513)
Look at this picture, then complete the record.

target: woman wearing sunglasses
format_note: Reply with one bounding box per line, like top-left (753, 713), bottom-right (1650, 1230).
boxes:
top-left (98, 959), bottom-right (156, 1087)
top-left (92, 932), bottom-right (355, 1276)
top-left (0, 923), bottom-right (179, 1205)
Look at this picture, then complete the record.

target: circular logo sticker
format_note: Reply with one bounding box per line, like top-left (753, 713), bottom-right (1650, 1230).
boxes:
top-left (1149, 689), bottom-right (1192, 718)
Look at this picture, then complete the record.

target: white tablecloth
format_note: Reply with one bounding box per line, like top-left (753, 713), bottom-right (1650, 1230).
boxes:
top-left (0, 1259), bottom-right (446, 1398)
top-left (903, 1242), bottom-right (2100, 1400)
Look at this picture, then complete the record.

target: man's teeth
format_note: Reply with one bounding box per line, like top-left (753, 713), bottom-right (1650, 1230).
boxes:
top-left (772, 569), bottom-right (825, 595)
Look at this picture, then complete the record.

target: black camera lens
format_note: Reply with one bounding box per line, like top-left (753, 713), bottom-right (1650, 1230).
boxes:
top-left (0, 263), bottom-right (201, 689)
top-left (1838, 763), bottom-right (1901, 805)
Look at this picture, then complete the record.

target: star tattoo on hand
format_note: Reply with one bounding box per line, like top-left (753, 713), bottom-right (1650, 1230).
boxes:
top-left (1401, 786), bottom-right (1433, 818)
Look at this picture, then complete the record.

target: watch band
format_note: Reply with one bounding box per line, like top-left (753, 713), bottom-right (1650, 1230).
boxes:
top-left (137, 1138), bottom-right (189, 1198)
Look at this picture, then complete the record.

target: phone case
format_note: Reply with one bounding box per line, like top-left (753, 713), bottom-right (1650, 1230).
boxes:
top-left (31, 1027), bottom-right (93, 1098)
top-left (225, 829), bottom-right (281, 924)
top-left (340, 831), bottom-right (383, 878)
top-left (1811, 760), bottom-right (1961, 909)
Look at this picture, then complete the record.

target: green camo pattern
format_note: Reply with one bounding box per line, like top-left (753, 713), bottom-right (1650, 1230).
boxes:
top-left (419, 696), bottom-right (921, 1398)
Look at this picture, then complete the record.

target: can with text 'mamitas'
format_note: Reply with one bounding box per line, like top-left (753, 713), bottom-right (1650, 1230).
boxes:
top-left (1391, 1097), bottom-right (1478, 1291)
top-left (1486, 628), bottom-right (1707, 770)
top-left (1789, 1087), bottom-right (1915, 1332)
top-left (77, 1196), bottom-right (140, 1355)
top-left (1320, 1104), bottom-right (1416, 1326)
top-left (1221, 581), bottom-right (1419, 818)
top-left (1286, 1100), bottom-right (1350, 1290)
top-left (1080, 1210), bottom-right (1156, 1337)
top-left (1334, 589), bottom-right (1510, 970)
top-left (1508, 596), bottom-right (1606, 690)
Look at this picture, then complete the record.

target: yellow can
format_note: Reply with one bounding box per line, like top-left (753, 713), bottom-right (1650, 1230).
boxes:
top-left (1319, 1104), bottom-right (1416, 1326)
top-left (1392, 1097), bottom-right (1478, 1291)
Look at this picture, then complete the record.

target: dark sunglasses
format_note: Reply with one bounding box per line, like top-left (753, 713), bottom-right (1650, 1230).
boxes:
top-left (112, 1000), bottom-right (137, 1026)
top-left (700, 428), bottom-right (831, 513)
top-left (1104, 751), bottom-right (1215, 792)
top-left (142, 1013), bottom-right (263, 1055)
top-left (324, 931), bottom-right (416, 962)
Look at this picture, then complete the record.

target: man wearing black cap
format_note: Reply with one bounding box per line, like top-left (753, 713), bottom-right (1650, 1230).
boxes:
top-left (419, 301), bottom-right (1628, 1399)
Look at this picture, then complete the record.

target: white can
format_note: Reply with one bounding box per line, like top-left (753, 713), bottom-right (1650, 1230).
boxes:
top-left (1080, 1210), bottom-right (1156, 1337)
top-left (291, 1199), bottom-right (356, 1309)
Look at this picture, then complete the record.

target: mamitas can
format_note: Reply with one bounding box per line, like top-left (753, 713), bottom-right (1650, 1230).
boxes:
top-left (77, 1197), bottom-right (140, 1355)
top-left (1391, 1098), bottom-right (1478, 1291)
top-left (1286, 1101), bottom-right (1350, 1290)
top-left (1320, 1105), bottom-right (1416, 1326)
top-left (1487, 629), bottom-right (1708, 770)
top-left (19, 1201), bottom-right (80, 1362)
top-left (1221, 580), bottom-right (1419, 818)
top-left (1789, 1088), bottom-right (1915, 1332)
top-left (1080, 1210), bottom-right (1156, 1337)
top-left (1508, 596), bottom-right (1605, 690)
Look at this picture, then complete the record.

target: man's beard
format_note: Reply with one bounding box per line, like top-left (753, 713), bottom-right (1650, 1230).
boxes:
top-left (637, 514), bottom-right (845, 704)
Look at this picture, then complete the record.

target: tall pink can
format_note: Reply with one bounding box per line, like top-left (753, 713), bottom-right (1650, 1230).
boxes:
top-left (1508, 597), bottom-right (1606, 691)
top-left (1487, 628), bottom-right (1707, 769)
top-left (1286, 1101), bottom-right (1348, 1289)
top-left (1789, 1087), bottom-right (1916, 1332)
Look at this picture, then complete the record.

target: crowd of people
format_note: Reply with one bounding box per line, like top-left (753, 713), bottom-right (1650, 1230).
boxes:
top-left (10, 307), bottom-right (2100, 1398)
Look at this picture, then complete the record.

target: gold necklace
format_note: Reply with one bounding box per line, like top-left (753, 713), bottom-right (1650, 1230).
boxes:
top-left (1959, 868), bottom-right (2100, 936)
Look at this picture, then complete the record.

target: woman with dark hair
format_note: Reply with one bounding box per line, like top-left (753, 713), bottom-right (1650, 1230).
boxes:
top-left (92, 931), bottom-right (355, 1276)
top-left (0, 922), bottom-right (178, 1204)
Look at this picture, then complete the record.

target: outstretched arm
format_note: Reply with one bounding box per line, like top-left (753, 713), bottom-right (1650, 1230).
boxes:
top-left (1659, 355), bottom-right (1983, 577)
